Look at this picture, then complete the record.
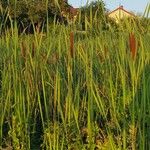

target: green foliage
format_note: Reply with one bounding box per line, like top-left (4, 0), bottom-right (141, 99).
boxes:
top-left (77, 0), bottom-right (106, 30)
top-left (116, 17), bottom-right (150, 33)
top-left (0, 0), bottom-right (69, 27)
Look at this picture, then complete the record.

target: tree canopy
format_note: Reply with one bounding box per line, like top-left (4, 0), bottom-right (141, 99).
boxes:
top-left (0, 0), bottom-right (69, 28)
top-left (77, 0), bottom-right (107, 30)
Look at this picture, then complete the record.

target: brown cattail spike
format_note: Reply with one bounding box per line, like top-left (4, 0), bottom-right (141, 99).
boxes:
top-left (129, 33), bottom-right (137, 60)
top-left (32, 42), bottom-right (35, 58)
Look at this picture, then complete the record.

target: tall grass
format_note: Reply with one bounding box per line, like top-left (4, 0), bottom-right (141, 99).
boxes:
top-left (0, 3), bottom-right (150, 150)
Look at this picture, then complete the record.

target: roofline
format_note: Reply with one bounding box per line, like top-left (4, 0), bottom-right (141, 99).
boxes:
top-left (67, 4), bottom-right (79, 9)
top-left (108, 6), bottom-right (135, 17)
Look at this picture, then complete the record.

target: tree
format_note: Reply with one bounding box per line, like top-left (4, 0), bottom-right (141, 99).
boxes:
top-left (0, 0), bottom-right (70, 33)
top-left (78, 0), bottom-right (106, 30)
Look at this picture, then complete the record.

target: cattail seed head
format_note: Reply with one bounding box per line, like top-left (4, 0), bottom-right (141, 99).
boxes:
top-left (32, 42), bottom-right (35, 58)
top-left (129, 33), bottom-right (137, 60)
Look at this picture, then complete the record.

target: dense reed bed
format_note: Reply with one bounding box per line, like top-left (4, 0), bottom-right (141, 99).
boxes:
top-left (0, 10), bottom-right (150, 150)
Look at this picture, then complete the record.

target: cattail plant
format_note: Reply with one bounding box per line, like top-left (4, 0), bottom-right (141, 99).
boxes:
top-left (32, 41), bottom-right (35, 58)
top-left (129, 32), bottom-right (137, 60)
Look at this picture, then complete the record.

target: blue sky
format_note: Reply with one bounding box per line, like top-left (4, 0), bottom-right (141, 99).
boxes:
top-left (68, 0), bottom-right (150, 13)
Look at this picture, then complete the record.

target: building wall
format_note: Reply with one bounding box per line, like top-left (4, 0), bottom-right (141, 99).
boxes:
top-left (108, 9), bottom-right (133, 23)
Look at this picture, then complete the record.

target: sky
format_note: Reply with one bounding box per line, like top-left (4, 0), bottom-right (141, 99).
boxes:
top-left (68, 0), bottom-right (150, 14)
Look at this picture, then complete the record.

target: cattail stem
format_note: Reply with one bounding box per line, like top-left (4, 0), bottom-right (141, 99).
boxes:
top-left (70, 32), bottom-right (74, 58)
top-left (21, 41), bottom-right (26, 60)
